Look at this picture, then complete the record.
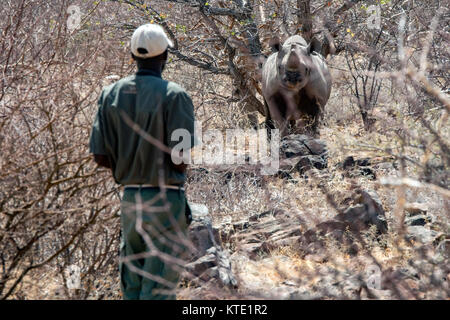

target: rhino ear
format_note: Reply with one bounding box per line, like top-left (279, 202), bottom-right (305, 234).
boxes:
top-left (307, 37), bottom-right (322, 55)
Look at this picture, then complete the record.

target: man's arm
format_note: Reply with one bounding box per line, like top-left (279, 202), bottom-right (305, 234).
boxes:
top-left (94, 154), bottom-right (112, 169)
top-left (166, 90), bottom-right (196, 175)
top-left (90, 91), bottom-right (113, 170)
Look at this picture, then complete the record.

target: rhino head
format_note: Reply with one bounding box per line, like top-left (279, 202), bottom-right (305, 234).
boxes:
top-left (275, 35), bottom-right (320, 91)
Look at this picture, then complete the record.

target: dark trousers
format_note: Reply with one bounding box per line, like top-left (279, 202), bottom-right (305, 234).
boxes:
top-left (119, 187), bottom-right (189, 300)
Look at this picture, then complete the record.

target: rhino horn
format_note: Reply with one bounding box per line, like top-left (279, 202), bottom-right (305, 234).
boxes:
top-left (286, 50), bottom-right (301, 69)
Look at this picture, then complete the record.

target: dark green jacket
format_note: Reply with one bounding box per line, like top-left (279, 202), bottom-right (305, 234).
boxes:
top-left (89, 69), bottom-right (195, 185)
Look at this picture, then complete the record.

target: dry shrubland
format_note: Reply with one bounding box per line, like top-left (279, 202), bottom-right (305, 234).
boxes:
top-left (0, 0), bottom-right (448, 299)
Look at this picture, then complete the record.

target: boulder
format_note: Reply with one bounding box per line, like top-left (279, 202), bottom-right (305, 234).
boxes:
top-left (280, 134), bottom-right (328, 156)
top-left (404, 214), bottom-right (432, 226)
top-left (297, 189), bottom-right (388, 258)
top-left (185, 203), bottom-right (237, 288)
top-left (185, 246), bottom-right (237, 288)
top-left (187, 203), bottom-right (221, 256)
top-left (336, 189), bottom-right (388, 234)
top-left (281, 138), bottom-right (311, 157)
top-left (338, 156), bottom-right (376, 180)
top-left (185, 250), bottom-right (216, 275)
top-left (406, 226), bottom-right (442, 244)
top-left (296, 155), bottom-right (328, 174)
top-left (300, 220), bottom-right (359, 257)
top-left (403, 203), bottom-right (434, 227)
top-left (279, 134), bottom-right (328, 176)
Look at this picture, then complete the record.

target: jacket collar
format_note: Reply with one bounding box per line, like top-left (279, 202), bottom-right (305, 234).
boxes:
top-left (136, 68), bottom-right (162, 78)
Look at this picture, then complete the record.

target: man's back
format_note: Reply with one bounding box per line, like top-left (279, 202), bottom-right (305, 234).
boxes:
top-left (90, 24), bottom-right (195, 300)
top-left (90, 69), bottom-right (195, 186)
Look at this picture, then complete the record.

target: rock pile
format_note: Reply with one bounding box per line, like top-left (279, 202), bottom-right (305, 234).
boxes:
top-left (403, 202), bottom-right (444, 246)
top-left (278, 134), bottom-right (328, 178)
top-left (223, 189), bottom-right (388, 261)
top-left (184, 203), bottom-right (237, 288)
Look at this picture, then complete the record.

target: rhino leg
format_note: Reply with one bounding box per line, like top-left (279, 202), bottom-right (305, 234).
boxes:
top-left (266, 92), bottom-right (295, 136)
top-left (263, 98), bottom-right (277, 140)
top-left (247, 113), bottom-right (259, 130)
top-left (290, 91), bottom-right (322, 137)
top-left (271, 92), bottom-right (288, 120)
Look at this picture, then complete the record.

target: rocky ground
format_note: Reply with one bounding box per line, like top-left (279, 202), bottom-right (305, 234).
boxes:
top-left (179, 134), bottom-right (449, 300)
top-left (16, 134), bottom-right (448, 300)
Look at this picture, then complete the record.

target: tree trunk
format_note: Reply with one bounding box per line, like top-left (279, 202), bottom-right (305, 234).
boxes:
top-left (297, 0), bottom-right (312, 41)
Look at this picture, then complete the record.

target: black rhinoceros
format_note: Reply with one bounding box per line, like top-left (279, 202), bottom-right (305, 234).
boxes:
top-left (261, 35), bottom-right (332, 137)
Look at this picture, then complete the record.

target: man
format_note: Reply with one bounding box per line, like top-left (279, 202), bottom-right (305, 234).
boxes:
top-left (89, 24), bottom-right (195, 300)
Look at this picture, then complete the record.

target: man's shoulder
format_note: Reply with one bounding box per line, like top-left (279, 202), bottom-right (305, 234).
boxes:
top-left (166, 81), bottom-right (190, 98)
top-left (102, 75), bottom-right (135, 92)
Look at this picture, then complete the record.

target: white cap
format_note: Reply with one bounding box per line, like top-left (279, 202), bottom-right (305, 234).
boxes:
top-left (130, 24), bottom-right (173, 59)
